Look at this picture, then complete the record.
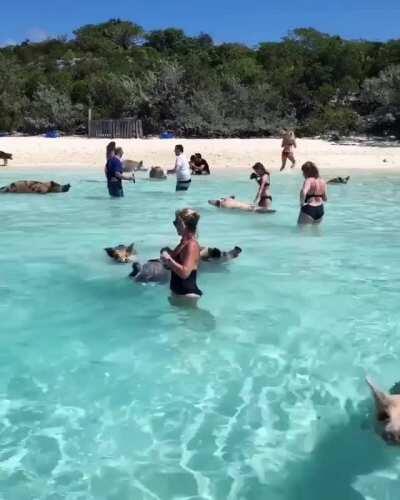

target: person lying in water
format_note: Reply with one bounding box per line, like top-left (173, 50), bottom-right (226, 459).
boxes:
top-left (327, 176), bottom-right (350, 184)
top-left (208, 196), bottom-right (276, 213)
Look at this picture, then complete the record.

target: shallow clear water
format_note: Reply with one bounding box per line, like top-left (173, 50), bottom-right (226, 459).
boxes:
top-left (1, 168), bottom-right (400, 500)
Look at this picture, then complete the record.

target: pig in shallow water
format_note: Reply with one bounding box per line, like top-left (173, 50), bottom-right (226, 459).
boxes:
top-left (366, 377), bottom-right (400, 444)
top-left (0, 180), bottom-right (71, 194)
top-left (129, 246), bottom-right (242, 283)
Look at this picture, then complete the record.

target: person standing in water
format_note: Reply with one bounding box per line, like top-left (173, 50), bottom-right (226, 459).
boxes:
top-left (281, 130), bottom-right (297, 171)
top-left (251, 162), bottom-right (272, 210)
top-left (170, 145), bottom-right (191, 191)
top-left (105, 147), bottom-right (134, 197)
top-left (298, 161), bottom-right (327, 225)
top-left (161, 208), bottom-right (202, 305)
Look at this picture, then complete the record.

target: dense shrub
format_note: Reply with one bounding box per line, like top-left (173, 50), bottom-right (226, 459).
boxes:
top-left (1, 21), bottom-right (400, 137)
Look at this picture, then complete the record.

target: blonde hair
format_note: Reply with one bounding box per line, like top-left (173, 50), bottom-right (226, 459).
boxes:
top-left (283, 130), bottom-right (295, 139)
top-left (176, 208), bottom-right (200, 233)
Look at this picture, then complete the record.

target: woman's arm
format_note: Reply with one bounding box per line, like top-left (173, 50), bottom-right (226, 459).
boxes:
top-left (300, 179), bottom-right (309, 206)
top-left (254, 175), bottom-right (268, 203)
top-left (163, 241), bottom-right (199, 279)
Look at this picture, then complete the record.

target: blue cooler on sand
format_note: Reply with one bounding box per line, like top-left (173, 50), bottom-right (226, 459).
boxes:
top-left (160, 131), bottom-right (175, 139)
top-left (45, 130), bottom-right (60, 138)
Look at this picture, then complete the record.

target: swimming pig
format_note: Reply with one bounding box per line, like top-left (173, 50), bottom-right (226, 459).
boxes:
top-left (130, 259), bottom-right (170, 283)
top-left (105, 243), bottom-right (137, 264)
top-left (149, 166), bottom-right (167, 179)
top-left (129, 246), bottom-right (242, 283)
top-left (200, 245), bottom-right (242, 262)
top-left (0, 180), bottom-right (71, 194)
top-left (366, 377), bottom-right (400, 444)
top-left (327, 176), bottom-right (350, 184)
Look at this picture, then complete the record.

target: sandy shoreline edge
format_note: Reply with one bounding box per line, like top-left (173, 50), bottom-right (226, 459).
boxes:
top-left (0, 137), bottom-right (398, 171)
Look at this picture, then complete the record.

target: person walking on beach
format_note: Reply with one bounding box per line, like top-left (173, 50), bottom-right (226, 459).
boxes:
top-left (281, 130), bottom-right (297, 171)
top-left (298, 161), bottom-right (327, 225)
top-left (105, 147), bottom-right (134, 197)
top-left (251, 162), bottom-right (272, 210)
top-left (161, 208), bottom-right (202, 306)
top-left (170, 145), bottom-right (191, 191)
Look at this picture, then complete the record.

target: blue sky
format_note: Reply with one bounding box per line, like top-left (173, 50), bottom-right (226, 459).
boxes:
top-left (2, 0), bottom-right (400, 46)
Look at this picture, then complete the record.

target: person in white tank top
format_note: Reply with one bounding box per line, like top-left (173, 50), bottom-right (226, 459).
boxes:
top-left (171, 145), bottom-right (191, 191)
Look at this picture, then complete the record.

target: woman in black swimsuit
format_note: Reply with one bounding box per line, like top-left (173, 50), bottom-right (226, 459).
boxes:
top-left (298, 162), bottom-right (327, 225)
top-left (251, 162), bottom-right (272, 209)
top-left (161, 208), bottom-right (202, 305)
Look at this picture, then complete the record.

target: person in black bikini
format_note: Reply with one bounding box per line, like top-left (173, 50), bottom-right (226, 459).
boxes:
top-left (160, 208), bottom-right (202, 305)
top-left (250, 162), bottom-right (272, 209)
top-left (298, 161), bottom-right (327, 225)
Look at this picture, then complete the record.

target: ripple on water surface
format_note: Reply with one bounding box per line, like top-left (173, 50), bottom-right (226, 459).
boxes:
top-left (1, 168), bottom-right (400, 499)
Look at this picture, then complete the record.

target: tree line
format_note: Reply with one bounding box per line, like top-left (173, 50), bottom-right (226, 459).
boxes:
top-left (0, 20), bottom-right (399, 138)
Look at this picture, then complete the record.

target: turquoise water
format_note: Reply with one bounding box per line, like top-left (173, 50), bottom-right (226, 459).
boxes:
top-left (1, 168), bottom-right (400, 500)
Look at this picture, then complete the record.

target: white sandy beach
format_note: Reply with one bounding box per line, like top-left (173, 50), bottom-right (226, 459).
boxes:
top-left (0, 136), bottom-right (398, 171)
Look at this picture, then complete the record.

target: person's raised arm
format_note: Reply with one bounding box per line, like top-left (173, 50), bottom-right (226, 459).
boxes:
top-left (163, 241), bottom-right (198, 279)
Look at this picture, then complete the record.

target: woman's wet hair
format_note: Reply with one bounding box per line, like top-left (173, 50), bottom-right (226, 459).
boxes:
top-left (301, 161), bottom-right (319, 178)
top-left (176, 208), bottom-right (200, 233)
top-left (252, 162), bottom-right (269, 175)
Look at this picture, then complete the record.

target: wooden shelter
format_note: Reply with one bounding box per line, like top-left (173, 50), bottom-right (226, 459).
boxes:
top-left (88, 113), bottom-right (143, 139)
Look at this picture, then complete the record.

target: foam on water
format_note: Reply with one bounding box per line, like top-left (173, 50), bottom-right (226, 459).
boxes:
top-left (1, 167), bottom-right (400, 499)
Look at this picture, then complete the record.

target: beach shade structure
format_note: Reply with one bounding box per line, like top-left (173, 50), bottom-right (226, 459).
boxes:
top-left (45, 130), bottom-right (60, 138)
top-left (160, 131), bottom-right (175, 139)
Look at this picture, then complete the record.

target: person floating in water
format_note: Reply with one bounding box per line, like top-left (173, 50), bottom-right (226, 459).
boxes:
top-left (281, 130), bottom-right (297, 171)
top-left (105, 147), bottom-right (135, 197)
top-left (250, 162), bottom-right (272, 210)
top-left (161, 208), bottom-right (202, 305)
top-left (298, 161), bottom-right (327, 225)
top-left (168, 145), bottom-right (192, 191)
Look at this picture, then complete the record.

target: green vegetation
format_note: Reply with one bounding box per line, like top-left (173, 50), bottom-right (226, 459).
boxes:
top-left (1, 20), bottom-right (400, 137)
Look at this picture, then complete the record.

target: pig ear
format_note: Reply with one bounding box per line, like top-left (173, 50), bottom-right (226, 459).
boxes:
top-left (366, 377), bottom-right (391, 410)
top-left (126, 243), bottom-right (135, 254)
top-left (104, 247), bottom-right (115, 258)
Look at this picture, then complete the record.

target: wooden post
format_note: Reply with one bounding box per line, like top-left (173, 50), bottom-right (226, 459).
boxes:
top-left (88, 108), bottom-right (92, 138)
